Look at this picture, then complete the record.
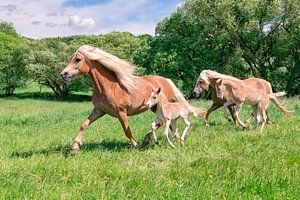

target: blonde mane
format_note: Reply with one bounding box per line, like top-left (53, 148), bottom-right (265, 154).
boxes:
top-left (200, 70), bottom-right (242, 83)
top-left (77, 45), bottom-right (137, 92)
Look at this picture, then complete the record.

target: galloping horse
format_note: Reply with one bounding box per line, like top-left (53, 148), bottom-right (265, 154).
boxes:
top-left (60, 45), bottom-right (205, 154)
top-left (193, 70), bottom-right (292, 126)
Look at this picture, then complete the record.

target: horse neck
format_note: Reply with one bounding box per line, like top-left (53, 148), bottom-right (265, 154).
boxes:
top-left (88, 61), bottom-right (117, 93)
top-left (156, 93), bottom-right (169, 112)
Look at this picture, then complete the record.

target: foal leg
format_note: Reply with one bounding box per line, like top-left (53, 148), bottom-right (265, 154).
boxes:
top-left (151, 118), bottom-right (161, 144)
top-left (223, 102), bottom-right (231, 121)
top-left (180, 117), bottom-right (191, 146)
top-left (260, 110), bottom-right (267, 133)
top-left (234, 103), bottom-right (246, 128)
top-left (118, 111), bottom-right (138, 148)
top-left (204, 103), bottom-right (222, 127)
top-left (244, 113), bottom-right (254, 125)
top-left (266, 110), bottom-right (272, 124)
top-left (71, 108), bottom-right (105, 154)
top-left (251, 105), bottom-right (258, 130)
top-left (170, 120), bottom-right (180, 141)
top-left (141, 119), bottom-right (162, 147)
top-left (164, 119), bottom-right (175, 148)
top-left (228, 104), bottom-right (237, 124)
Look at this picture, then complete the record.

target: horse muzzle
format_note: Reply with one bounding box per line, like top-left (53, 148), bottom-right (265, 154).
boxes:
top-left (60, 71), bottom-right (72, 82)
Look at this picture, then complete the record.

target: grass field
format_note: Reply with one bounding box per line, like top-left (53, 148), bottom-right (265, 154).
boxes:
top-left (0, 88), bottom-right (300, 199)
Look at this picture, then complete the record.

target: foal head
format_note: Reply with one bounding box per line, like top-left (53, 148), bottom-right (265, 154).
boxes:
top-left (215, 78), bottom-right (225, 99)
top-left (145, 88), bottom-right (161, 108)
top-left (60, 52), bottom-right (90, 82)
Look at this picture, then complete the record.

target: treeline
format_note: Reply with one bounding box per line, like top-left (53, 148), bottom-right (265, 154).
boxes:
top-left (1, 0), bottom-right (299, 97)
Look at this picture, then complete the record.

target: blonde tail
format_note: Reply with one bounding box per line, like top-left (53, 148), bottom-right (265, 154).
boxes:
top-left (273, 91), bottom-right (286, 98)
top-left (167, 79), bottom-right (206, 118)
top-left (269, 94), bottom-right (293, 117)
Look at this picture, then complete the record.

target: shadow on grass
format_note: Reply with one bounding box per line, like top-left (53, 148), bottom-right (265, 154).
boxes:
top-left (0, 92), bottom-right (91, 102)
top-left (11, 139), bottom-right (131, 158)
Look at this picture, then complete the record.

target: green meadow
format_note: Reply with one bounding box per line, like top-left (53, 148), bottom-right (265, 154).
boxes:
top-left (0, 88), bottom-right (300, 199)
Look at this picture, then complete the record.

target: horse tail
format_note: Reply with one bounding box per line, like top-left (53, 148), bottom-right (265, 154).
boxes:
top-left (167, 79), bottom-right (206, 117)
top-left (273, 91), bottom-right (287, 98)
top-left (269, 93), bottom-right (293, 117)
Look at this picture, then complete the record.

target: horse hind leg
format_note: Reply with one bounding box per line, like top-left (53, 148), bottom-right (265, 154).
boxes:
top-left (118, 111), bottom-right (138, 148)
top-left (260, 110), bottom-right (267, 133)
top-left (71, 108), bottom-right (105, 155)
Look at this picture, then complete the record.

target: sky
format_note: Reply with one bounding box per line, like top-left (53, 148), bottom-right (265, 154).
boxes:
top-left (0, 0), bottom-right (184, 39)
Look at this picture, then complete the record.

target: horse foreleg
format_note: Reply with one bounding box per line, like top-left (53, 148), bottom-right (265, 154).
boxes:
top-left (118, 111), bottom-right (138, 148)
top-left (71, 108), bottom-right (104, 154)
top-left (228, 104), bottom-right (237, 124)
top-left (204, 103), bottom-right (222, 127)
top-left (151, 118), bottom-right (161, 144)
top-left (164, 119), bottom-right (175, 148)
top-left (234, 103), bottom-right (246, 128)
top-left (170, 120), bottom-right (180, 141)
top-left (180, 117), bottom-right (191, 146)
top-left (223, 102), bottom-right (231, 122)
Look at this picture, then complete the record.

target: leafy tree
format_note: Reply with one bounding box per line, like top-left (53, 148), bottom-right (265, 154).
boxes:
top-left (134, 0), bottom-right (300, 96)
top-left (0, 22), bottom-right (27, 96)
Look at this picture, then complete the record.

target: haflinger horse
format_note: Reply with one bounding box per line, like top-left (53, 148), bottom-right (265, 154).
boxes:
top-left (60, 45), bottom-right (206, 154)
top-left (145, 88), bottom-right (206, 148)
top-left (215, 78), bottom-right (270, 132)
top-left (193, 70), bottom-right (292, 126)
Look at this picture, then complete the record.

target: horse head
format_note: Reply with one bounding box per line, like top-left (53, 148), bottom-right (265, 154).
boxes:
top-left (145, 88), bottom-right (161, 108)
top-left (60, 51), bottom-right (90, 82)
top-left (193, 71), bottom-right (210, 98)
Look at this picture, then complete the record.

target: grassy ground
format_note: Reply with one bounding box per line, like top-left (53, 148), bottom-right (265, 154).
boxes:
top-left (0, 88), bottom-right (300, 199)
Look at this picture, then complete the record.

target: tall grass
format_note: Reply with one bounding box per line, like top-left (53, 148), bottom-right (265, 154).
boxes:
top-left (0, 92), bottom-right (299, 199)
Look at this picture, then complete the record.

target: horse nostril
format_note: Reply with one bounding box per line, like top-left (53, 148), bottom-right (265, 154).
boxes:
top-left (193, 92), bottom-right (197, 97)
top-left (60, 71), bottom-right (68, 77)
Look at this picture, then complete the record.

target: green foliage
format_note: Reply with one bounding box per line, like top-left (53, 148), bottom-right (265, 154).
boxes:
top-left (0, 22), bottom-right (27, 96)
top-left (134, 0), bottom-right (300, 96)
top-left (0, 91), bottom-right (299, 198)
top-left (21, 32), bottom-right (148, 96)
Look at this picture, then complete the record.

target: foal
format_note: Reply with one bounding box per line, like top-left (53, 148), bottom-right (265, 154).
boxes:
top-left (215, 78), bottom-right (270, 132)
top-left (145, 88), bottom-right (196, 148)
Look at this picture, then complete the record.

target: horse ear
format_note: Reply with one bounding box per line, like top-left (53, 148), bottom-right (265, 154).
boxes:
top-left (216, 78), bottom-right (222, 84)
top-left (157, 87), bottom-right (161, 94)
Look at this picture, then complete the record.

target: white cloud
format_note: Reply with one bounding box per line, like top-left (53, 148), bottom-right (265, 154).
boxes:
top-left (0, 0), bottom-right (182, 38)
top-left (68, 15), bottom-right (96, 30)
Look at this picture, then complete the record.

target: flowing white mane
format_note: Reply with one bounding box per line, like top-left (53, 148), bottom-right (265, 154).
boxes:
top-left (77, 45), bottom-right (137, 92)
top-left (200, 69), bottom-right (242, 83)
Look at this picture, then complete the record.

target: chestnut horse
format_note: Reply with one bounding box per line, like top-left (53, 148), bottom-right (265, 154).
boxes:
top-left (60, 45), bottom-right (205, 154)
top-left (193, 70), bottom-right (292, 126)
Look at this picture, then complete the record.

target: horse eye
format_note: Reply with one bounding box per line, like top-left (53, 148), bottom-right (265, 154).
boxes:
top-left (199, 80), bottom-right (203, 84)
top-left (75, 58), bottom-right (81, 63)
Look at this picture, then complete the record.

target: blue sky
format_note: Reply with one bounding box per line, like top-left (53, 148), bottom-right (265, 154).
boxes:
top-left (0, 0), bottom-right (184, 38)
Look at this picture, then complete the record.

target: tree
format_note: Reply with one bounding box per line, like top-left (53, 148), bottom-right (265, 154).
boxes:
top-left (0, 22), bottom-right (27, 96)
top-left (134, 0), bottom-right (300, 96)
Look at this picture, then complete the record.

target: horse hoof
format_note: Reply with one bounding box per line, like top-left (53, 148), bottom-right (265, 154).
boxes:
top-left (155, 141), bottom-right (160, 145)
top-left (70, 148), bottom-right (79, 155)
